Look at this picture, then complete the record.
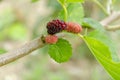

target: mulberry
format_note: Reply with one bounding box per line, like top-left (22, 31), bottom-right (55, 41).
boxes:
top-left (66, 22), bottom-right (82, 33)
top-left (45, 35), bottom-right (58, 44)
top-left (47, 19), bottom-right (67, 35)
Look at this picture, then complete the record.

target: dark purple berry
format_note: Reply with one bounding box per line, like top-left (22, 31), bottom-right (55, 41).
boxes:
top-left (46, 19), bottom-right (67, 35)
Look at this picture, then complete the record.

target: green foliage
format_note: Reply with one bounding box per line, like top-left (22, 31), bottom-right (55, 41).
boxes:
top-left (56, 0), bottom-right (120, 79)
top-left (81, 17), bottom-right (120, 79)
top-left (0, 7), bottom-right (16, 41)
top-left (87, 30), bottom-right (119, 62)
top-left (58, 0), bottom-right (65, 4)
top-left (84, 36), bottom-right (112, 60)
top-left (0, 48), bottom-right (7, 54)
top-left (0, 22), bottom-right (27, 41)
top-left (82, 18), bottom-right (104, 31)
top-left (67, 3), bottom-right (84, 24)
top-left (48, 38), bottom-right (72, 63)
top-left (57, 0), bottom-right (84, 22)
top-left (58, 3), bottom-right (84, 24)
top-left (0, 8), bottom-right (15, 30)
top-left (83, 36), bottom-right (120, 80)
top-left (8, 22), bottom-right (27, 41)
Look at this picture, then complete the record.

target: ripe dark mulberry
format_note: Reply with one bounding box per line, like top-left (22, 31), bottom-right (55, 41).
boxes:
top-left (45, 35), bottom-right (58, 44)
top-left (47, 19), bottom-right (67, 35)
top-left (66, 22), bottom-right (82, 33)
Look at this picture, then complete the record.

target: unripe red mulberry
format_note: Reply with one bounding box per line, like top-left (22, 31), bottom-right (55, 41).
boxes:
top-left (47, 19), bottom-right (67, 35)
top-left (66, 22), bottom-right (82, 33)
top-left (45, 35), bottom-right (58, 44)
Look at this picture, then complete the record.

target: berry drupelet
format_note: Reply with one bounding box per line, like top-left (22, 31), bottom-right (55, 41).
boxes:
top-left (46, 19), bottom-right (67, 35)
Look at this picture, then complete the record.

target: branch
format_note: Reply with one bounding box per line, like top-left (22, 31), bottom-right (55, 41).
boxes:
top-left (100, 11), bottom-right (120, 31)
top-left (100, 12), bottom-right (120, 27)
top-left (105, 25), bottom-right (120, 31)
top-left (1, 10), bottom-right (120, 67)
top-left (0, 36), bottom-right (45, 67)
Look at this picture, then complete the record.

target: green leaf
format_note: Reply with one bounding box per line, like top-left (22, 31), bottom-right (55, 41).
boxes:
top-left (84, 36), bottom-right (112, 60)
top-left (48, 38), bottom-right (72, 63)
top-left (58, 3), bottom-right (84, 24)
top-left (87, 30), bottom-right (119, 62)
top-left (58, 8), bottom-right (66, 21)
top-left (67, 3), bottom-right (84, 24)
top-left (66, 0), bottom-right (84, 3)
top-left (82, 18), bottom-right (104, 31)
top-left (84, 36), bottom-right (120, 80)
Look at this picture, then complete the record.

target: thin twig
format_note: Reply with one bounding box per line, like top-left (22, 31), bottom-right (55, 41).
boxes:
top-left (100, 12), bottom-right (120, 27)
top-left (105, 25), bottom-right (120, 31)
top-left (0, 36), bottom-right (45, 67)
top-left (106, 0), bottom-right (112, 14)
top-left (92, 0), bottom-right (109, 15)
top-left (100, 11), bottom-right (120, 31)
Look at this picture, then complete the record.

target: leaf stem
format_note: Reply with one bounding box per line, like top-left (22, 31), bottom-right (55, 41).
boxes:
top-left (77, 34), bottom-right (84, 39)
top-left (92, 0), bottom-right (109, 16)
top-left (57, 0), bottom-right (68, 21)
top-left (62, 4), bottom-right (68, 21)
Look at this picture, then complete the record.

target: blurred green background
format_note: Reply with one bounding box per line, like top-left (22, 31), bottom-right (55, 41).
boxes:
top-left (0, 0), bottom-right (120, 80)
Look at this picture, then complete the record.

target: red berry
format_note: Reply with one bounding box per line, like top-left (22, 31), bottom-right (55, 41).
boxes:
top-left (47, 19), bottom-right (67, 35)
top-left (45, 35), bottom-right (58, 44)
top-left (66, 22), bottom-right (82, 33)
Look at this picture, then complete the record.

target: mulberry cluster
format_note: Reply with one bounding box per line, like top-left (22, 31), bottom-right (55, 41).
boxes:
top-left (45, 19), bottom-right (83, 44)
top-left (46, 19), bottom-right (67, 35)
